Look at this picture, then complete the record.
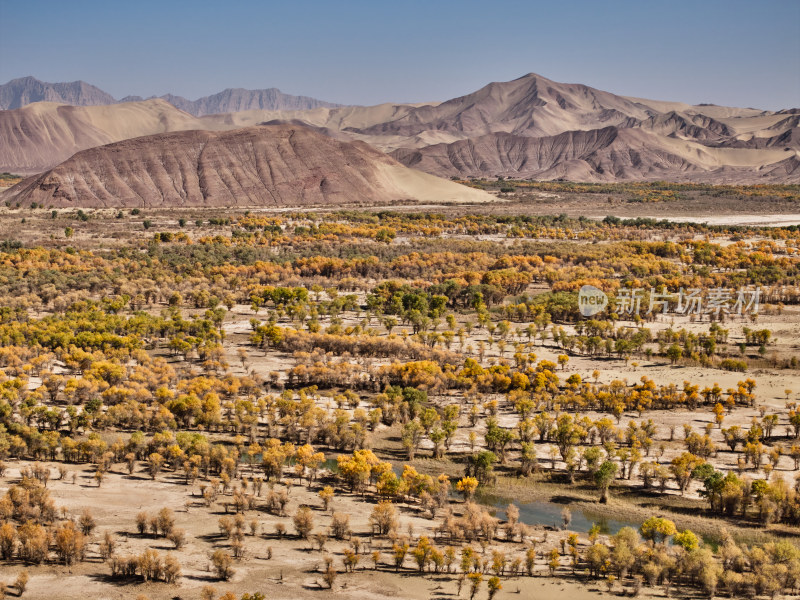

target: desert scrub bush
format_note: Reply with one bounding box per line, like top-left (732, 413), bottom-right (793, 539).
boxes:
top-left (0, 522), bottom-right (16, 559)
top-left (156, 507), bottom-right (175, 536)
top-left (293, 506), bottom-right (314, 540)
top-left (99, 531), bottom-right (116, 560)
top-left (330, 512), bottom-right (351, 540)
top-left (168, 527), bottom-right (186, 549)
top-left (15, 570), bottom-right (28, 596)
top-left (135, 511), bottom-right (148, 535)
top-left (79, 508), bottom-right (96, 535)
top-left (319, 485), bottom-right (334, 511)
top-left (211, 549), bottom-right (234, 580)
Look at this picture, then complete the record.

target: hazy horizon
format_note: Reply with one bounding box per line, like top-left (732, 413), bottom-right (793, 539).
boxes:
top-left (1, 0), bottom-right (798, 111)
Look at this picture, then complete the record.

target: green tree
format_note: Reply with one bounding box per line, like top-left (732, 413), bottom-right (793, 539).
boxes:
top-left (594, 460), bottom-right (617, 503)
top-left (466, 451), bottom-right (497, 484)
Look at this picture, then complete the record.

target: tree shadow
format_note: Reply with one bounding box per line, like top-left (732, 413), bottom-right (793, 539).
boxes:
top-left (86, 572), bottom-right (145, 588)
top-left (549, 494), bottom-right (587, 505)
top-left (181, 573), bottom-right (222, 583)
top-left (195, 532), bottom-right (226, 543)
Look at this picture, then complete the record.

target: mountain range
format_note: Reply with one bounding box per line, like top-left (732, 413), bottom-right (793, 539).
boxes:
top-left (0, 76), bottom-right (341, 114)
top-left (1, 72), bottom-right (798, 207)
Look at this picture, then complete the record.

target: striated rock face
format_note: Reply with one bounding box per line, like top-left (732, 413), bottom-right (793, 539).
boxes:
top-left (633, 111), bottom-right (733, 141)
top-left (3, 124), bottom-right (492, 208)
top-left (0, 77), bottom-right (116, 110)
top-left (393, 128), bottom-right (621, 178)
top-left (391, 128), bottom-right (800, 184)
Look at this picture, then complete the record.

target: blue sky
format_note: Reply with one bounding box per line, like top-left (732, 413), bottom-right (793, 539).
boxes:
top-left (1, 0), bottom-right (797, 110)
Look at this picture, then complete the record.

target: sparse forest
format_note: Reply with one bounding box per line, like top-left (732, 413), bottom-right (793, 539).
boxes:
top-left (0, 202), bottom-right (799, 599)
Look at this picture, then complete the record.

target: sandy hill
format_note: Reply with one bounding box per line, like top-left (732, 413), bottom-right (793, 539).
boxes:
top-left (0, 99), bottom-right (206, 174)
top-left (2, 124), bottom-right (492, 208)
top-left (239, 75), bottom-right (799, 183)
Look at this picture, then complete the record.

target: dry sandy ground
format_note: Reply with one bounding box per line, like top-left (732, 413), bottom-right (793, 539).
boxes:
top-left (0, 462), bottom-right (673, 600)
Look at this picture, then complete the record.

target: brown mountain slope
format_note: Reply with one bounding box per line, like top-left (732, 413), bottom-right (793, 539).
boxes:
top-left (2, 125), bottom-right (492, 208)
top-left (391, 128), bottom-right (799, 183)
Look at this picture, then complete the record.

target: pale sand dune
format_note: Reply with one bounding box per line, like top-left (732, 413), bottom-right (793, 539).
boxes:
top-left (686, 104), bottom-right (768, 119)
top-left (625, 95), bottom-right (694, 114)
top-left (375, 162), bottom-right (492, 203)
top-left (627, 96), bottom-right (770, 121)
top-left (199, 107), bottom-right (298, 129)
top-left (341, 130), bottom-right (469, 152)
top-left (309, 102), bottom-right (439, 130)
top-left (720, 113), bottom-right (797, 136)
top-left (409, 130), bottom-right (465, 146)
